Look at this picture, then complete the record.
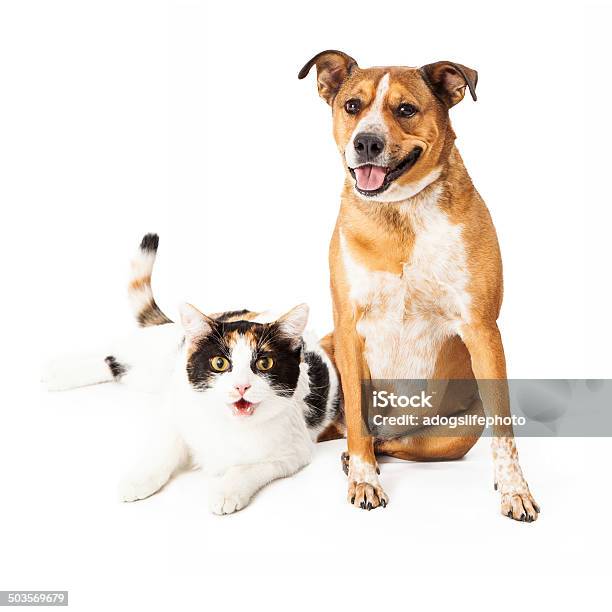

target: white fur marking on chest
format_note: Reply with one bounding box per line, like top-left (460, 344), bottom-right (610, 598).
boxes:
top-left (340, 188), bottom-right (471, 379)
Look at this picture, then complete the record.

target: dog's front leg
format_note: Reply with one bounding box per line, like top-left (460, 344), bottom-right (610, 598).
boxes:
top-left (461, 321), bottom-right (540, 522)
top-left (335, 321), bottom-right (388, 510)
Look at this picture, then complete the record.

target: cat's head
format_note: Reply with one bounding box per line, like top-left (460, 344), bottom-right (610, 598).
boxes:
top-left (178, 303), bottom-right (309, 422)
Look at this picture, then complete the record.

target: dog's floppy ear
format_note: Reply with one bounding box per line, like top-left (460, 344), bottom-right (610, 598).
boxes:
top-left (420, 61), bottom-right (478, 108)
top-left (298, 50), bottom-right (358, 105)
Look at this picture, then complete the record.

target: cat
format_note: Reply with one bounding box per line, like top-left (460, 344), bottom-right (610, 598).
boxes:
top-left (43, 234), bottom-right (344, 514)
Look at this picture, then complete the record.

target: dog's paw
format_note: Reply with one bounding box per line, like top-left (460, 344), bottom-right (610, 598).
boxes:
top-left (208, 486), bottom-right (250, 515)
top-left (347, 455), bottom-right (388, 510)
top-left (348, 481), bottom-right (388, 510)
top-left (118, 471), bottom-right (167, 503)
top-left (499, 488), bottom-right (540, 522)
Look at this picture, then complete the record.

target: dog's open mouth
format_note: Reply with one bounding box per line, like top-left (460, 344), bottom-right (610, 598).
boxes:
top-left (232, 398), bottom-right (257, 416)
top-left (350, 147), bottom-right (422, 196)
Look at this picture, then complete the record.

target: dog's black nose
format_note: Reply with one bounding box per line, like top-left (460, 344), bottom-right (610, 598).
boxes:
top-left (354, 132), bottom-right (385, 161)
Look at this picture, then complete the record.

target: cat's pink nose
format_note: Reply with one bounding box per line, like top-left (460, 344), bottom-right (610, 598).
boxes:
top-left (235, 384), bottom-right (251, 397)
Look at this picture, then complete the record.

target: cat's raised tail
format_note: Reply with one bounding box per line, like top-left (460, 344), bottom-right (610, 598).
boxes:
top-left (128, 233), bottom-right (173, 328)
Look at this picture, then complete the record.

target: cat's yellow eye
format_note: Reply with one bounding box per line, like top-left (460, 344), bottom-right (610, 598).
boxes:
top-left (210, 356), bottom-right (230, 372)
top-left (256, 356), bottom-right (274, 371)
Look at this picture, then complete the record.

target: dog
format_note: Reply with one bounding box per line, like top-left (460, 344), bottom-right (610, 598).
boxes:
top-left (299, 51), bottom-right (540, 521)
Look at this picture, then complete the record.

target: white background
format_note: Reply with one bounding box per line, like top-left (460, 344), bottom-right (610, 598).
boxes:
top-left (1, 0), bottom-right (611, 609)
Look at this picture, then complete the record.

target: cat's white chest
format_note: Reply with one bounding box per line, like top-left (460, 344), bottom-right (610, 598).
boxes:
top-left (340, 195), bottom-right (471, 379)
top-left (172, 388), bottom-right (312, 475)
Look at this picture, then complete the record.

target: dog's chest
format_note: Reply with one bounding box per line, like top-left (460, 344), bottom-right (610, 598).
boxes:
top-left (340, 200), bottom-right (471, 379)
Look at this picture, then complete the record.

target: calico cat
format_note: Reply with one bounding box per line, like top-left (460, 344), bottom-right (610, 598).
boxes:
top-left (44, 234), bottom-right (343, 514)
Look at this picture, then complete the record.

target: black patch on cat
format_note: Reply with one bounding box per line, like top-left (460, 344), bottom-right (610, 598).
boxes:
top-left (256, 323), bottom-right (302, 397)
top-left (105, 356), bottom-right (127, 379)
top-left (140, 233), bottom-right (159, 252)
top-left (303, 351), bottom-right (330, 428)
top-left (214, 309), bottom-right (251, 322)
top-left (330, 389), bottom-right (343, 420)
top-left (186, 320), bottom-right (302, 395)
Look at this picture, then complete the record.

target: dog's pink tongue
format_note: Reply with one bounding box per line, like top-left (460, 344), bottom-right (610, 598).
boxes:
top-left (354, 165), bottom-right (386, 191)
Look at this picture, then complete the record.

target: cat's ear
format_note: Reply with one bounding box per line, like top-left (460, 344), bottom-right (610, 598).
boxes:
top-left (276, 303), bottom-right (309, 348)
top-left (178, 302), bottom-right (214, 344)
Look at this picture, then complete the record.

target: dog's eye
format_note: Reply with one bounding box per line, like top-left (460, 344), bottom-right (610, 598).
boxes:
top-left (397, 103), bottom-right (418, 118)
top-left (344, 99), bottom-right (361, 115)
top-left (256, 357), bottom-right (274, 371)
top-left (210, 356), bottom-right (230, 372)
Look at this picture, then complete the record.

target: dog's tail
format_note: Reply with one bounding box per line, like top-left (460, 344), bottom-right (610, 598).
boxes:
top-left (128, 233), bottom-right (173, 327)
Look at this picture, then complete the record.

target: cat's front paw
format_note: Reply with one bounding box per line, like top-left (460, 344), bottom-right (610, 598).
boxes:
top-left (118, 471), bottom-right (167, 502)
top-left (208, 483), bottom-right (251, 515)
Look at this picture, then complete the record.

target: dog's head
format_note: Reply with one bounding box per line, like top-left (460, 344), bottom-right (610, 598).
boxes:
top-left (299, 51), bottom-right (477, 202)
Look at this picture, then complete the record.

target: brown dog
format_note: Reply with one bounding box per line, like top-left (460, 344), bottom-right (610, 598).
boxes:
top-left (299, 51), bottom-right (540, 521)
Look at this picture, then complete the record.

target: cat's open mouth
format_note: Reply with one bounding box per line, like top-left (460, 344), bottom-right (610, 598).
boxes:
top-left (232, 398), bottom-right (257, 416)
